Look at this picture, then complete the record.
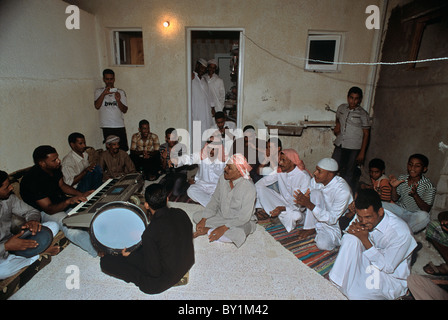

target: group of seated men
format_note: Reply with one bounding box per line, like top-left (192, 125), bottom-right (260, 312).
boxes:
top-left (0, 108), bottom-right (444, 299)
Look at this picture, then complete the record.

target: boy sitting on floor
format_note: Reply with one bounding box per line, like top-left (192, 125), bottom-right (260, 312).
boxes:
top-left (382, 153), bottom-right (436, 234)
top-left (360, 158), bottom-right (392, 202)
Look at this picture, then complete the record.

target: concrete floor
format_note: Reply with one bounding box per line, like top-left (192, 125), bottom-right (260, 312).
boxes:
top-left (9, 202), bottom-right (347, 300)
top-left (7, 195), bottom-right (445, 301)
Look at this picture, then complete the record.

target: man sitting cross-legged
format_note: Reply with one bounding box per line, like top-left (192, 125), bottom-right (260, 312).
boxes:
top-left (294, 158), bottom-right (352, 251)
top-left (100, 183), bottom-right (194, 294)
top-left (193, 154), bottom-right (257, 248)
top-left (255, 149), bottom-right (311, 232)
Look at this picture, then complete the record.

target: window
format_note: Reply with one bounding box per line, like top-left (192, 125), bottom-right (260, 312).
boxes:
top-left (112, 30), bottom-right (144, 65)
top-left (305, 33), bottom-right (342, 72)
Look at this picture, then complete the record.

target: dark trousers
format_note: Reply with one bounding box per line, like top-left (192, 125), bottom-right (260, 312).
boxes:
top-left (76, 165), bottom-right (103, 192)
top-left (159, 172), bottom-right (188, 197)
top-left (102, 127), bottom-right (129, 152)
top-left (331, 145), bottom-right (361, 192)
top-left (130, 152), bottom-right (162, 180)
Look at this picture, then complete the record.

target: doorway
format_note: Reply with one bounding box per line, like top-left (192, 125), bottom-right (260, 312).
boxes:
top-left (187, 28), bottom-right (244, 142)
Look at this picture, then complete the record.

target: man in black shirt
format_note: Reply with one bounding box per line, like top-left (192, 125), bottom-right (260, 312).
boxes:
top-left (100, 183), bottom-right (195, 294)
top-left (20, 145), bottom-right (98, 257)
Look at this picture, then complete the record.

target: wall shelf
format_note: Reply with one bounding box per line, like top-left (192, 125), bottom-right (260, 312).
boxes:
top-left (265, 121), bottom-right (335, 136)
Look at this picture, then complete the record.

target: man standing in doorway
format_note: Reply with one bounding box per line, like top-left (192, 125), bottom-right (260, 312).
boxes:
top-left (94, 69), bottom-right (129, 151)
top-left (204, 59), bottom-right (226, 113)
top-left (192, 58), bottom-right (214, 140)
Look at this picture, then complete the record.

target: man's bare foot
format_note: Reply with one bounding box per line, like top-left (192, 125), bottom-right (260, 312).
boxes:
top-left (255, 208), bottom-right (270, 221)
top-left (43, 245), bottom-right (60, 256)
top-left (297, 228), bottom-right (316, 240)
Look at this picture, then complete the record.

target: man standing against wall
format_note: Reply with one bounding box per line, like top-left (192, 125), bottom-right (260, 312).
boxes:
top-left (332, 86), bottom-right (370, 191)
top-left (94, 69), bottom-right (129, 151)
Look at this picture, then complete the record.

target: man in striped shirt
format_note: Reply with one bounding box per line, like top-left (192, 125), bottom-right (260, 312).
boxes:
top-left (382, 154), bottom-right (436, 233)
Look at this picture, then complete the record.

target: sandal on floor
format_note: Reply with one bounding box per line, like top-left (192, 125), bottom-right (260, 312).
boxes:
top-left (423, 262), bottom-right (448, 276)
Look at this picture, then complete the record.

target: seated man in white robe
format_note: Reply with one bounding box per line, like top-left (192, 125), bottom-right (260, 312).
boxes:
top-left (329, 189), bottom-right (417, 300)
top-left (171, 138), bottom-right (226, 207)
top-left (255, 149), bottom-right (311, 232)
top-left (192, 154), bottom-right (257, 248)
top-left (294, 158), bottom-right (352, 251)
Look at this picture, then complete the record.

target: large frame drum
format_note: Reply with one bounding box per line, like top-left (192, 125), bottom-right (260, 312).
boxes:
top-left (89, 201), bottom-right (148, 256)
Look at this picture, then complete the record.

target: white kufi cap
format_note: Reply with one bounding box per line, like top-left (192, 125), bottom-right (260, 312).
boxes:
top-left (197, 58), bottom-right (208, 67)
top-left (317, 158), bottom-right (338, 172)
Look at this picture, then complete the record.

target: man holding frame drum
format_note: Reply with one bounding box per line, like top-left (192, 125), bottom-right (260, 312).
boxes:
top-left (99, 183), bottom-right (194, 294)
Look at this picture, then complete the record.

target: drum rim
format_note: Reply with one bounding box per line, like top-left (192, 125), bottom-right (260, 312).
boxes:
top-left (89, 201), bottom-right (148, 255)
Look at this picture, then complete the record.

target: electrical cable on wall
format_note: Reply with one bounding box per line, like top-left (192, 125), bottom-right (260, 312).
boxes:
top-left (242, 32), bottom-right (448, 68)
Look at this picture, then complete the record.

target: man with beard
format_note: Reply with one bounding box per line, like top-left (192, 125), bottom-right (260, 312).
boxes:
top-left (20, 145), bottom-right (98, 257)
top-left (192, 154), bottom-right (256, 248)
top-left (99, 135), bottom-right (136, 180)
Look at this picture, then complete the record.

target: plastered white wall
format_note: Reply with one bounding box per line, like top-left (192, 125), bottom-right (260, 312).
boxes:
top-left (80, 0), bottom-right (381, 169)
top-left (0, 0), bottom-right (102, 173)
top-left (1, 0), bottom-right (382, 172)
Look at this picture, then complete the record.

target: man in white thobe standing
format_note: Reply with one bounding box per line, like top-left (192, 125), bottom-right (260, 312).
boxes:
top-left (255, 149), bottom-right (311, 232)
top-left (204, 59), bottom-right (226, 113)
top-left (192, 58), bottom-right (214, 139)
top-left (294, 158), bottom-right (352, 251)
top-left (329, 189), bottom-right (417, 300)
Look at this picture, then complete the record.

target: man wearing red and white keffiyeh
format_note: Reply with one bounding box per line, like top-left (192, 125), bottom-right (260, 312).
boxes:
top-left (192, 153), bottom-right (257, 248)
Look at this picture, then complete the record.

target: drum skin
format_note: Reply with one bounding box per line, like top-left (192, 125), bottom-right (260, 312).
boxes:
top-left (11, 225), bottom-right (53, 258)
top-left (90, 201), bottom-right (149, 256)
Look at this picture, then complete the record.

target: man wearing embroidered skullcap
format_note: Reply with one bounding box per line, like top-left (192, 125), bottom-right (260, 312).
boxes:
top-left (192, 154), bottom-right (257, 248)
top-left (192, 58), bottom-right (215, 138)
top-left (98, 135), bottom-right (136, 180)
top-left (204, 59), bottom-right (226, 113)
top-left (294, 157), bottom-right (353, 251)
top-left (255, 149), bottom-right (311, 232)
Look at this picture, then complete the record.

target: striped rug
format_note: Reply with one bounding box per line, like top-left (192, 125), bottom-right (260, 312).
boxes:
top-left (260, 220), bottom-right (339, 277)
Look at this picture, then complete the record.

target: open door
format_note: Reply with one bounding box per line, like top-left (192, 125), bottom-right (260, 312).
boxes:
top-left (187, 28), bottom-right (244, 147)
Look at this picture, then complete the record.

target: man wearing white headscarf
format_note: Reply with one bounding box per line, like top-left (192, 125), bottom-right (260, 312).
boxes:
top-left (204, 59), bottom-right (226, 113)
top-left (294, 158), bottom-right (353, 251)
top-left (192, 154), bottom-right (257, 247)
top-left (192, 58), bottom-right (215, 138)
